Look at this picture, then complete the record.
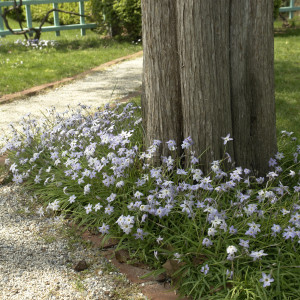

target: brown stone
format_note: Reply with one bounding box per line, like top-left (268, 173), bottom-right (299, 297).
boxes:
top-left (115, 249), bottom-right (131, 263)
top-left (101, 250), bottom-right (166, 284)
top-left (81, 231), bottom-right (119, 249)
top-left (192, 254), bottom-right (207, 265)
top-left (140, 282), bottom-right (190, 300)
top-left (73, 260), bottom-right (88, 272)
top-left (0, 155), bottom-right (8, 166)
top-left (163, 260), bottom-right (186, 278)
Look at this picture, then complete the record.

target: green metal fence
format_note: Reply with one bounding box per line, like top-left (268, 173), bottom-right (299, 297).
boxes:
top-left (0, 0), bottom-right (96, 38)
top-left (279, 0), bottom-right (300, 19)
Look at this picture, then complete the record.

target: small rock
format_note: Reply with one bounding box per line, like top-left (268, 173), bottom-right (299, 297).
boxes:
top-left (73, 260), bottom-right (88, 272)
top-left (115, 249), bottom-right (130, 263)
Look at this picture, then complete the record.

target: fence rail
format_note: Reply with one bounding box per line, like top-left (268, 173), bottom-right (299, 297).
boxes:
top-left (0, 0), bottom-right (96, 38)
top-left (279, 0), bottom-right (300, 19)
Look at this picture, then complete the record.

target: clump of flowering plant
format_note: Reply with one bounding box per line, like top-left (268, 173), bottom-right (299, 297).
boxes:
top-left (14, 39), bottom-right (58, 50)
top-left (1, 102), bottom-right (299, 300)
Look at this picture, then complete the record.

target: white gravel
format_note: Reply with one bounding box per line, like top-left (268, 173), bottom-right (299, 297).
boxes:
top-left (0, 184), bottom-right (146, 300)
top-left (0, 57), bottom-right (146, 299)
top-left (0, 56), bottom-right (143, 135)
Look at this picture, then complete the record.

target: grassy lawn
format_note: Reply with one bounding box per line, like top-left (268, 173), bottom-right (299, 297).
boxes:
top-left (274, 20), bottom-right (300, 139)
top-left (0, 18), bottom-right (142, 96)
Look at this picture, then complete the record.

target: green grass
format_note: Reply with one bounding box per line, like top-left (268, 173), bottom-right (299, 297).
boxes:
top-left (274, 18), bottom-right (300, 139)
top-left (0, 18), bottom-right (142, 96)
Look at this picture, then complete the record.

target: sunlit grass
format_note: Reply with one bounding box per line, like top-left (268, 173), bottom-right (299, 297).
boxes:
top-left (274, 19), bottom-right (300, 139)
top-left (0, 18), bottom-right (142, 96)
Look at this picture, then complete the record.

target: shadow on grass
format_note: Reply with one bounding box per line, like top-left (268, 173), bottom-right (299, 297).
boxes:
top-left (275, 61), bottom-right (300, 139)
top-left (274, 26), bottom-right (300, 37)
top-left (55, 37), bottom-right (127, 52)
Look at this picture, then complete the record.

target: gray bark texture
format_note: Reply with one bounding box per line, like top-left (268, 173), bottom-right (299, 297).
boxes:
top-left (177, 1), bottom-right (234, 171)
top-left (229, 0), bottom-right (277, 175)
top-left (141, 0), bottom-right (183, 160)
top-left (141, 0), bottom-right (277, 175)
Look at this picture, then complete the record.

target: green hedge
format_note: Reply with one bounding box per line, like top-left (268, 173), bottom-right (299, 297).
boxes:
top-left (91, 0), bottom-right (141, 39)
top-left (30, 2), bottom-right (94, 25)
top-left (274, 0), bottom-right (282, 19)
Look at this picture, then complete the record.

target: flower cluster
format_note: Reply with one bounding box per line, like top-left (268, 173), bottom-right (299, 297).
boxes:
top-left (1, 103), bottom-right (299, 299)
top-left (14, 39), bottom-right (58, 50)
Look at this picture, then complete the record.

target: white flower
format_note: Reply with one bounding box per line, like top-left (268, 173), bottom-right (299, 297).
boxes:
top-left (260, 272), bottom-right (274, 287)
top-left (134, 191), bottom-right (143, 199)
top-left (156, 236), bottom-right (163, 244)
top-left (249, 250), bottom-right (268, 261)
top-left (202, 238), bottom-right (213, 247)
top-left (266, 172), bottom-right (278, 180)
top-left (221, 134), bottom-right (233, 145)
top-left (208, 227), bottom-right (217, 237)
top-left (68, 195), bottom-right (76, 203)
top-left (84, 203), bottom-right (93, 214)
top-left (226, 245), bottom-right (238, 255)
top-left (47, 199), bottom-right (60, 211)
top-left (289, 170), bottom-right (295, 177)
top-left (94, 203), bottom-right (103, 212)
top-left (174, 253), bottom-right (181, 261)
top-left (116, 180), bottom-right (124, 188)
top-left (201, 264), bottom-right (209, 275)
top-left (36, 207), bottom-right (44, 217)
top-left (226, 269), bottom-right (233, 279)
top-left (98, 223), bottom-right (109, 234)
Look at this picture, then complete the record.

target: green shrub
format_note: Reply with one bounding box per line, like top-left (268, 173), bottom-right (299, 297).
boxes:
top-left (0, 0), bottom-right (26, 22)
top-left (3, 6), bottom-right (25, 23)
top-left (113, 0), bottom-right (141, 39)
top-left (274, 0), bottom-right (282, 20)
top-left (91, 0), bottom-right (141, 39)
top-left (91, 0), bottom-right (122, 37)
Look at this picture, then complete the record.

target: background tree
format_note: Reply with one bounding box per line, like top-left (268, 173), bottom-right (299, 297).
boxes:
top-left (142, 0), bottom-right (277, 175)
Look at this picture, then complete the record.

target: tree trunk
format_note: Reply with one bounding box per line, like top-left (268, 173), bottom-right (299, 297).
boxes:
top-left (142, 0), bottom-right (277, 175)
top-left (230, 1), bottom-right (277, 175)
top-left (141, 0), bottom-right (183, 161)
top-left (177, 1), bottom-right (233, 172)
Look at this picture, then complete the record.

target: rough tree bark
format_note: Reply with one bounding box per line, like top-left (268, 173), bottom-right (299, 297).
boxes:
top-left (141, 0), bottom-right (277, 175)
top-left (141, 0), bottom-right (183, 161)
top-left (229, 0), bottom-right (277, 175)
top-left (177, 1), bottom-right (233, 171)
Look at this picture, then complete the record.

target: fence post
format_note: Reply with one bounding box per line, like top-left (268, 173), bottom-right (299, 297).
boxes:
top-left (24, 0), bottom-right (33, 37)
top-left (79, 0), bottom-right (85, 36)
top-left (289, 0), bottom-right (295, 19)
top-left (53, 3), bottom-right (60, 36)
top-left (0, 7), bottom-right (5, 38)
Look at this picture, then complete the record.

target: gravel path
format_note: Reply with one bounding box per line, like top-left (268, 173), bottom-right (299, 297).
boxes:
top-left (0, 56), bottom-right (146, 299)
top-left (0, 185), bottom-right (146, 300)
top-left (0, 56), bottom-right (143, 135)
